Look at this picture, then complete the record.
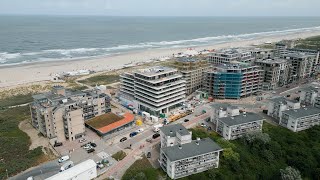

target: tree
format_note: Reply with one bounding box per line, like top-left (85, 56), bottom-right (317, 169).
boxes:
top-left (280, 166), bottom-right (302, 180)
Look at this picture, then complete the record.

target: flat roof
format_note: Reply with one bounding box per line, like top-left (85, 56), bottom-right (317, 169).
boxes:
top-left (284, 53), bottom-right (314, 59)
top-left (159, 124), bottom-right (190, 137)
top-left (85, 112), bottom-right (135, 134)
top-left (136, 66), bottom-right (176, 76)
top-left (255, 58), bottom-right (287, 64)
top-left (45, 159), bottom-right (96, 180)
top-left (282, 107), bottom-right (320, 119)
top-left (161, 138), bottom-right (222, 161)
top-left (218, 112), bottom-right (264, 126)
top-left (269, 96), bottom-right (288, 104)
top-left (209, 103), bottom-right (232, 110)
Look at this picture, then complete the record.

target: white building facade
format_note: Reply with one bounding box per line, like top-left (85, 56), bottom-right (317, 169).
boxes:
top-left (159, 138), bottom-right (223, 179)
top-left (159, 124), bottom-right (192, 148)
top-left (280, 107), bottom-right (320, 132)
top-left (120, 66), bottom-right (186, 116)
top-left (216, 112), bottom-right (264, 140)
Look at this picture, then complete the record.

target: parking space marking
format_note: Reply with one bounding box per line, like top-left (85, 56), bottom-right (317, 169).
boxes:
top-left (97, 151), bottom-right (109, 159)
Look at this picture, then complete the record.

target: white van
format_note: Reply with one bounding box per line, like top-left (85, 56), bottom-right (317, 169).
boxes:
top-left (60, 161), bottom-right (74, 172)
top-left (58, 155), bottom-right (70, 163)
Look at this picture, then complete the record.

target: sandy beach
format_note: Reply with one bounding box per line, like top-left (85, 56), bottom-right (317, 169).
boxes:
top-left (1, 30), bottom-right (320, 89)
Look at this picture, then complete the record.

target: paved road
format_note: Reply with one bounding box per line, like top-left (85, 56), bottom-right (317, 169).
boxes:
top-left (10, 160), bottom-right (60, 180)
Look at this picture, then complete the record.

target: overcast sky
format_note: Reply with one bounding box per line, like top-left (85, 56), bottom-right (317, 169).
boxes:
top-left (1, 0), bottom-right (320, 16)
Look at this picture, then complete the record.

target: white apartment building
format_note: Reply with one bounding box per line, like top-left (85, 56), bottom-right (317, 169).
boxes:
top-left (159, 124), bottom-right (192, 148)
top-left (216, 112), bottom-right (264, 140)
top-left (280, 107), bottom-right (320, 132)
top-left (300, 86), bottom-right (319, 106)
top-left (159, 138), bottom-right (223, 179)
top-left (255, 58), bottom-right (291, 90)
top-left (207, 49), bottom-right (255, 64)
top-left (120, 66), bottom-right (186, 116)
top-left (208, 103), bottom-right (240, 125)
top-left (267, 96), bottom-right (300, 121)
top-left (30, 86), bottom-right (111, 142)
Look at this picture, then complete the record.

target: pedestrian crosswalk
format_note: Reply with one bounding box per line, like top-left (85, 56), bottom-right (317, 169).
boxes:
top-left (97, 151), bottom-right (109, 159)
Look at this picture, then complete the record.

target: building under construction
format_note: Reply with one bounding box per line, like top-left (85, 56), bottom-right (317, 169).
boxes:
top-left (203, 63), bottom-right (263, 99)
top-left (173, 57), bottom-right (210, 95)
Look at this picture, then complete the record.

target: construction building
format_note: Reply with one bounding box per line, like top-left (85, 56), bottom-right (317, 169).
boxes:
top-left (255, 58), bottom-right (291, 90)
top-left (159, 138), bottom-right (223, 179)
top-left (299, 86), bottom-right (319, 106)
top-left (159, 124), bottom-right (192, 148)
top-left (119, 66), bottom-right (186, 116)
top-left (280, 107), bottom-right (320, 132)
top-left (173, 57), bottom-right (210, 95)
top-left (216, 112), bottom-right (264, 140)
top-left (203, 63), bottom-right (263, 99)
top-left (267, 96), bottom-right (300, 121)
top-left (207, 49), bottom-right (255, 64)
top-left (30, 86), bottom-right (111, 142)
top-left (283, 53), bottom-right (315, 80)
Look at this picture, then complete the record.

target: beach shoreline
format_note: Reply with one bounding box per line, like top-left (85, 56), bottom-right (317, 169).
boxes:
top-left (1, 30), bottom-right (320, 89)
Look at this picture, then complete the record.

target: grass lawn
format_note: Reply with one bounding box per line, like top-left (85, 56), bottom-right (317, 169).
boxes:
top-left (0, 106), bottom-right (46, 179)
top-left (78, 74), bottom-right (120, 86)
top-left (0, 94), bottom-right (33, 109)
top-left (112, 150), bottom-right (127, 161)
top-left (122, 155), bottom-right (162, 180)
top-left (295, 35), bottom-right (320, 50)
top-left (85, 113), bottom-right (122, 129)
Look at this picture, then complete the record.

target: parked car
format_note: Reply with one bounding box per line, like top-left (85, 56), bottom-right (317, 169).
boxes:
top-left (184, 119), bottom-right (189, 122)
top-left (58, 155), bottom-right (70, 163)
top-left (54, 142), bottom-right (63, 147)
top-left (87, 148), bottom-right (95, 153)
top-left (120, 137), bottom-right (127, 142)
top-left (146, 138), bottom-right (152, 143)
top-left (79, 138), bottom-right (86, 143)
top-left (27, 177), bottom-right (33, 180)
top-left (96, 161), bottom-right (104, 169)
top-left (83, 144), bottom-right (92, 150)
top-left (60, 161), bottom-right (74, 172)
top-left (152, 133), bottom-right (160, 139)
top-left (147, 152), bottom-right (151, 158)
top-left (137, 128), bottom-right (144, 133)
top-left (90, 142), bottom-right (97, 147)
top-left (130, 132), bottom-right (138, 137)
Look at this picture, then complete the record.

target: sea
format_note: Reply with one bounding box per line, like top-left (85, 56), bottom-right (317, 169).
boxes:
top-left (1, 16), bottom-right (320, 66)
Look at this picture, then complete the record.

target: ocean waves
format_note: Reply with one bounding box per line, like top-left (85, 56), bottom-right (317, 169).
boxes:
top-left (1, 25), bottom-right (320, 66)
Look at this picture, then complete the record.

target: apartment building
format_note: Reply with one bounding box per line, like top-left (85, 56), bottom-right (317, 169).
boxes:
top-left (255, 58), bottom-right (291, 90)
top-left (159, 138), bottom-right (223, 179)
top-left (208, 103), bottom-right (240, 125)
top-left (216, 112), bottom-right (264, 140)
top-left (250, 48), bottom-right (274, 60)
top-left (119, 66), bottom-right (186, 116)
top-left (280, 107), bottom-right (320, 132)
top-left (283, 53), bottom-right (315, 80)
top-left (173, 57), bottom-right (210, 95)
top-left (203, 63), bottom-right (263, 99)
top-left (159, 124), bottom-right (192, 148)
top-left (30, 86), bottom-right (111, 142)
top-left (207, 49), bottom-right (255, 64)
top-left (267, 96), bottom-right (300, 120)
top-left (275, 43), bottom-right (288, 57)
top-left (299, 86), bottom-right (319, 106)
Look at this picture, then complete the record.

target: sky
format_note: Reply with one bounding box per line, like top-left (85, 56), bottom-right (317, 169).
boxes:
top-left (0, 0), bottom-right (320, 16)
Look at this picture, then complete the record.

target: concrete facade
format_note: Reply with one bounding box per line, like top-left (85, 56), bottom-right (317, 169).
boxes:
top-left (207, 49), bottom-right (255, 64)
top-left (255, 58), bottom-right (291, 90)
top-left (30, 86), bottom-right (111, 142)
top-left (173, 57), bottom-right (210, 95)
top-left (267, 96), bottom-right (300, 121)
top-left (299, 86), bottom-right (319, 106)
top-left (159, 124), bottom-right (192, 148)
